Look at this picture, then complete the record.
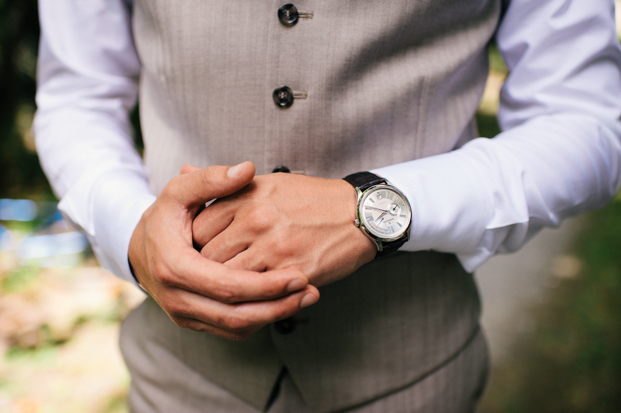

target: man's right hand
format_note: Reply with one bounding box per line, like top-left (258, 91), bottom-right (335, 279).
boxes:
top-left (128, 161), bottom-right (319, 341)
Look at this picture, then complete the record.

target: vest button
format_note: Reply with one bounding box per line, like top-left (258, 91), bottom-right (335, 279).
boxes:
top-left (274, 317), bottom-right (296, 334)
top-left (278, 4), bottom-right (299, 27)
top-left (272, 165), bottom-right (291, 173)
top-left (273, 86), bottom-right (294, 108)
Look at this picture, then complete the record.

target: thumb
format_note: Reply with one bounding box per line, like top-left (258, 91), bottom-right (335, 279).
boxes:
top-left (165, 161), bottom-right (256, 208)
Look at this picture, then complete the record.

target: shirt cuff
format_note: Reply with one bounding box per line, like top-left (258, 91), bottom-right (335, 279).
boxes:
top-left (58, 169), bottom-right (156, 284)
top-left (371, 141), bottom-right (498, 272)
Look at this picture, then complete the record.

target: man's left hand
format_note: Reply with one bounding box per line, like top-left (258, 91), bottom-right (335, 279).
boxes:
top-left (191, 169), bottom-right (377, 287)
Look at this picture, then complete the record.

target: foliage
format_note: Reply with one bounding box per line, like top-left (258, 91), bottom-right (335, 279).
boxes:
top-left (476, 113), bottom-right (501, 139)
top-left (0, 0), bottom-right (52, 198)
top-left (488, 43), bottom-right (508, 74)
top-left (479, 200), bottom-right (621, 413)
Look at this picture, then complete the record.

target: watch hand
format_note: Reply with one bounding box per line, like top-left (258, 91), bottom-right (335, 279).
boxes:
top-left (365, 206), bottom-right (389, 213)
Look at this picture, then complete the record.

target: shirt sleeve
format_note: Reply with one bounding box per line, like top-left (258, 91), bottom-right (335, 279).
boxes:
top-left (372, 0), bottom-right (621, 272)
top-left (34, 0), bottom-right (155, 284)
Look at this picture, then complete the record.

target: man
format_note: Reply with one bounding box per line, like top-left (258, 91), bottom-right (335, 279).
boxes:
top-left (35, 0), bottom-right (621, 411)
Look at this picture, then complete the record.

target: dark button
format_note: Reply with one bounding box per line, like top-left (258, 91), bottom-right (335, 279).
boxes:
top-left (273, 86), bottom-right (294, 108)
top-left (272, 165), bottom-right (291, 173)
top-left (274, 317), bottom-right (296, 334)
top-left (278, 4), bottom-right (299, 27)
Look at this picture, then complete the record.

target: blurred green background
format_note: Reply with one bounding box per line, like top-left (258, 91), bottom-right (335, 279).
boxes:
top-left (1, 1), bottom-right (621, 412)
top-left (0, 0), bottom-right (49, 199)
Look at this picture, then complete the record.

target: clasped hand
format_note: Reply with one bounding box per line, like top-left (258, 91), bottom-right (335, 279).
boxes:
top-left (128, 161), bottom-right (375, 341)
top-left (191, 165), bottom-right (376, 287)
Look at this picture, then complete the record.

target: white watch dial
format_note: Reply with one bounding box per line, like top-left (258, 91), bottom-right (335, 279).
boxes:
top-left (359, 185), bottom-right (411, 240)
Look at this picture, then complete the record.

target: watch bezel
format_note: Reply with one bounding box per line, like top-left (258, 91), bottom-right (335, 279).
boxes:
top-left (357, 184), bottom-right (412, 242)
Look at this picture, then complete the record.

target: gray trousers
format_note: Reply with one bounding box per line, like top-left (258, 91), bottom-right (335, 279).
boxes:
top-left (122, 327), bottom-right (488, 413)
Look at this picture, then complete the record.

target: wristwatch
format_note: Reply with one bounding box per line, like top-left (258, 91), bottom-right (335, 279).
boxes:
top-left (343, 171), bottom-right (412, 258)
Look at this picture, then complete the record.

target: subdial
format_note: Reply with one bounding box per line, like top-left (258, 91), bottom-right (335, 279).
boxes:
top-left (388, 203), bottom-right (400, 216)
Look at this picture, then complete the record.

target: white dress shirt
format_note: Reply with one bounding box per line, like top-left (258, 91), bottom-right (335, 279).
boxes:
top-left (34, 0), bottom-right (621, 284)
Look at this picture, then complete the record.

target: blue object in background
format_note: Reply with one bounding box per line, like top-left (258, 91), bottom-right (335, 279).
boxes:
top-left (0, 224), bottom-right (13, 251)
top-left (0, 199), bottom-right (91, 268)
top-left (17, 232), bottom-right (89, 260)
top-left (44, 209), bottom-right (63, 224)
top-left (0, 199), bottom-right (38, 222)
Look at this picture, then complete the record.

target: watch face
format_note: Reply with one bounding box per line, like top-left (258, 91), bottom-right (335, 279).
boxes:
top-left (359, 185), bottom-right (411, 240)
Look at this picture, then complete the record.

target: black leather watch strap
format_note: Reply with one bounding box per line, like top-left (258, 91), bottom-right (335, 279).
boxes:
top-left (343, 171), bottom-right (386, 191)
top-left (375, 239), bottom-right (406, 258)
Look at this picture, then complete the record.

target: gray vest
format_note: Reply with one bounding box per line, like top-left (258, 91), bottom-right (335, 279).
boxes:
top-left (129, 1), bottom-right (500, 411)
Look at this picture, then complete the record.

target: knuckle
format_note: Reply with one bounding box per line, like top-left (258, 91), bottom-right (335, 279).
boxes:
top-left (200, 166), bottom-right (218, 182)
top-left (171, 316), bottom-right (191, 329)
top-left (188, 324), bottom-right (208, 333)
top-left (199, 167), bottom-right (227, 193)
top-left (201, 246), bottom-right (216, 261)
top-left (248, 205), bottom-right (277, 231)
top-left (222, 313), bottom-right (252, 332)
top-left (173, 317), bottom-right (208, 333)
top-left (163, 300), bottom-right (185, 318)
top-left (233, 253), bottom-right (264, 273)
top-left (213, 285), bottom-right (237, 304)
top-left (269, 234), bottom-right (292, 257)
top-left (262, 283), bottom-right (282, 297)
top-left (153, 263), bottom-right (175, 286)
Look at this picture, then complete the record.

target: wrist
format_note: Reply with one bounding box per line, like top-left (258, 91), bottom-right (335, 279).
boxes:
top-left (128, 204), bottom-right (153, 288)
top-left (330, 178), bottom-right (378, 264)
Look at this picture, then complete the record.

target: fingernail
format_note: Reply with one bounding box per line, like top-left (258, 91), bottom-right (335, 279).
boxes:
top-left (286, 279), bottom-right (306, 293)
top-left (300, 293), bottom-right (319, 309)
top-left (228, 162), bottom-right (247, 178)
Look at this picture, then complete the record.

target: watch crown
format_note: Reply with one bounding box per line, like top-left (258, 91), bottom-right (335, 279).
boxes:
top-left (354, 218), bottom-right (360, 227)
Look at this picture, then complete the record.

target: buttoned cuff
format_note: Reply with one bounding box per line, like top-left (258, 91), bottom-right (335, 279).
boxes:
top-left (372, 139), bottom-right (501, 272)
top-left (58, 169), bottom-right (156, 285)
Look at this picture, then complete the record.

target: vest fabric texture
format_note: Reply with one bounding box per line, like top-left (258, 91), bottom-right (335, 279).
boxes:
top-left (126, 1), bottom-right (501, 411)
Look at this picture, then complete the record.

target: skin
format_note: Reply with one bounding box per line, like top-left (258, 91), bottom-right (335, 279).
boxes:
top-left (128, 162), bottom-right (321, 341)
top-left (189, 163), bottom-right (377, 288)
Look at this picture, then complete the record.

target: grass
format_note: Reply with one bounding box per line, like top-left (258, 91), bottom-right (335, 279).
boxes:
top-left (478, 198), bottom-right (621, 412)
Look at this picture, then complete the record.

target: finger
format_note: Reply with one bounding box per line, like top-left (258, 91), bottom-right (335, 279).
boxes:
top-left (195, 198), bottom-right (279, 253)
top-left (164, 161), bottom-right (256, 209)
top-left (200, 219), bottom-right (251, 263)
top-left (223, 249), bottom-right (267, 272)
top-left (192, 202), bottom-right (237, 248)
top-left (179, 285), bottom-right (320, 336)
top-left (180, 164), bottom-right (201, 175)
top-left (169, 248), bottom-right (309, 303)
top-left (168, 315), bottom-right (250, 341)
